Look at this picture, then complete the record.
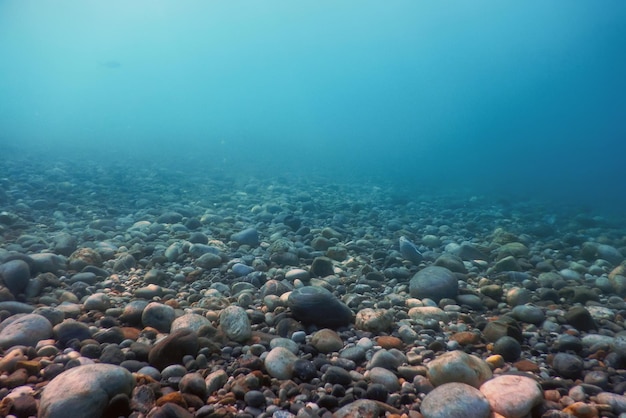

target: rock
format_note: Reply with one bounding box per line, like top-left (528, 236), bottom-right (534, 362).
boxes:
top-left (597, 392), bottom-right (626, 414)
top-left (83, 293), bottom-right (111, 311)
top-left (399, 236), bottom-right (423, 264)
top-left (148, 329), bottom-right (199, 370)
top-left (409, 266), bottom-right (458, 302)
top-left (0, 301), bottom-right (34, 314)
top-left (310, 256), bottom-right (335, 277)
top-left (0, 314), bottom-right (52, 349)
top-left (288, 286), bottom-right (353, 328)
top-left (565, 306), bottom-right (596, 331)
top-left (311, 328), bottom-right (344, 353)
top-left (407, 306), bottom-right (449, 324)
top-left (323, 365), bottom-right (352, 385)
top-left (493, 336), bottom-right (522, 362)
top-left (434, 254), bottom-right (467, 274)
top-left (427, 350), bottom-right (492, 388)
top-left (367, 367), bottom-right (400, 392)
top-left (205, 369), bottom-right (228, 395)
top-left (119, 300), bottom-right (149, 326)
top-left (39, 364), bottom-right (134, 418)
top-left (552, 352), bottom-right (584, 379)
top-left (53, 319), bottom-right (92, 346)
top-left (493, 255), bottom-right (521, 272)
top-left (148, 403), bottom-right (194, 418)
top-left (355, 308), bottom-right (393, 333)
top-left (264, 346), bottom-right (298, 379)
top-left (141, 302), bottom-right (175, 333)
top-left (455, 244), bottom-right (488, 261)
top-left (596, 244), bottom-right (624, 266)
top-left (113, 253), bottom-right (136, 272)
top-left (195, 252), bottom-right (222, 269)
top-left (0, 259), bottom-right (30, 295)
top-left (30, 253), bottom-right (67, 274)
top-left (179, 372), bottom-right (207, 399)
top-left (171, 313), bottom-right (211, 333)
top-left (421, 382), bottom-right (490, 418)
top-left (511, 304), bottom-right (545, 325)
top-left (219, 305), bottom-right (251, 342)
top-left (231, 228), bottom-right (259, 246)
top-left (366, 348), bottom-right (406, 371)
top-left (480, 374), bottom-right (543, 418)
top-left (333, 399), bottom-right (381, 418)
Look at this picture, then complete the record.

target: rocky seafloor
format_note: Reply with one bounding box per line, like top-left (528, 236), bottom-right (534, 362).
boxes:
top-left (1, 153), bottom-right (626, 418)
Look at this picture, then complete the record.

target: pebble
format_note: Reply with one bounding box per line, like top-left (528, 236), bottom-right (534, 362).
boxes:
top-left (141, 302), bottom-right (176, 333)
top-left (480, 374), bottom-right (543, 418)
top-left (552, 352), bottom-right (585, 379)
top-left (355, 308), bottom-right (393, 332)
top-left (427, 350), bottom-right (492, 388)
top-left (0, 259), bottom-right (31, 296)
top-left (219, 305), bottom-right (252, 342)
top-left (311, 328), bottom-right (344, 353)
top-left (231, 228), bottom-right (259, 246)
top-left (39, 364), bottom-right (134, 418)
top-left (421, 382), bottom-right (490, 418)
top-left (0, 313), bottom-right (52, 349)
top-left (287, 286), bottom-right (353, 328)
top-left (171, 313), bottom-right (211, 332)
top-left (264, 347), bottom-right (298, 379)
top-left (409, 266), bottom-right (458, 302)
top-left (53, 319), bottom-right (92, 346)
top-left (148, 328), bottom-right (199, 370)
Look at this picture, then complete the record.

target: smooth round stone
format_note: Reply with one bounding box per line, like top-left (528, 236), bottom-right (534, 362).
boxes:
top-left (421, 382), bottom-right (490, 418)
top-left (434, 254), bottom-right (467, 274)
top-left (506, 287), bottom-right (532, 306)
top-left (0, 301), bottom-right (34, 314)
top-left (83, 293), bottom-right (111, 311)
top-left (407, 306), bottom-right (449, 324)
top-left (597, 392), bottom-right (626, 414)
top-left (148, 329), bottom-right (199, 370)
top-left (141, 302), bottom-right (175, 333)
top-left (219, 305), bottom-right (251, 343)
top-left (340, 346), bottom-right (366, 363)
top-left (493, 336), bottom-right (522, 362)
top-left (0, 259), bottom-right (31, 295)
top-left (355, 308), bottom-right (393, 333)
top-left (264, 347), bottom-right (298, 380)
top-left (232, 263), bottom-right (254, 277)
top-left (39, 364), bottom-right (134, 418)
top-left (0, 314), bottom-right (53, 349)
top-left (285, 269), bottom-right (310, 282)
top-left (269, 337), bottom-right (299, 355)
top-left (53, 319), bottom-right (92, 346)
top-left (119, 300), bottom-right (149, 326)
top-left (32, 307), bottom-right (64, 326)
top-left (480, 375), bottom-right (543, 418)
top-left (68, 272), bottom-right (98, 285)
top-left (410, 266), bottom-right (458, 302)
top-left (511, 304), bottom-right (545, 325)
top-left (205, 369), bottom-right (228, 395)
top-left (292, 359), bottom-right (317, 381)
top-left (311, 328), bottom-right (343, 353)
top-left (455, 294), bottom-right (483, 310)
top-left (179, 372), bottom-right (207, 398)
top-left (231, 228), bottom-right (259, 246)
top-left (366, 348), bottom-right (407, 371)
top-left (161, 364), bottom-right (187, 380)
top-left (555, 334), bottom-right (583, 353)
top-left (427, 351), bottom-right (492, 388)
top-left (552, 352), bottom-right (584, 379)
top-left (333, 399), bottom-right (380, 418)
top-left (596, 244), bottom-right (624, 266)
top-left (244, 390), bottom-right (266, 408)
top-left (171, 313), bottom-right (211, 333)
top-left (288, 286), bottom-right (353, 328)
top-left (30, 253), bottom-right (67, 274)
top-left (134, 284), bottom-right (164, 299)
top-left (195, 253), bottom-right (222, 269)
top-left (323, 365), bottom-right (352, 385)
top-left (367, 367), bottom-right (400, 392)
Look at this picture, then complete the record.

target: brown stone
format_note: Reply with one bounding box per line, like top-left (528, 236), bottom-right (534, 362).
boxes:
top-left (514, 359), bottom-right (540, 373)
top-left (156, 391), bottom-right (187, 408)
top-left (4, 368), bottom-right (28, 388)
top-left (450, 331), bottom-right (481, 345)
top-left (376, 336), bottom-right (404, 350)
top-left (121, 327), bottom-right (140, 340)
top-left (563, 402), bottom-right (599, 418)
top-left (148, 328), bottom-right (199, 370)
top-left (15, 360), bottom-right (41, 376)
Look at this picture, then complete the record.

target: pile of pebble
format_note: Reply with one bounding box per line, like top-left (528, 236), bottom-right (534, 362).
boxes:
top-left (1, 152), bottom-right (626, 418)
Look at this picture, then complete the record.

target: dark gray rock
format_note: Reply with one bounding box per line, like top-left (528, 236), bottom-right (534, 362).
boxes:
top-left (53, 319), bottom-right (92, 346)
top-left (148, 328), bottom-right (199, 370)
top-left (0, 259), bottom-right (31, 295)
top-left (288, 286), bottom-right (353, 328)
top-left (552, 352), bottom-right (584, 379)
top-left (310, 256), bottom-right (335, 277)
top-left (141, 302), bottom-right (175, 333)
top-left (409, 266), bottom-right (458, 302)
top-left (399, 236), bottom-right (423, 265)
top-left (231, 228), bottom-right (259, 246)
top-left (0, 313), bottom-right (53, 349)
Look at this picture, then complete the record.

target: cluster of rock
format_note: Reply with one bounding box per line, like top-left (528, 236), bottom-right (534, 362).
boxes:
top-left (0, 154), bottom-right (626, 417)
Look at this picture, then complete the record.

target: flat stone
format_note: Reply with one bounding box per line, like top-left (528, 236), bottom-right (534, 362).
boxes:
top-left (0, 314), bottom-right (52, 349)
top-left (421, 382), bottom-right (490, 418)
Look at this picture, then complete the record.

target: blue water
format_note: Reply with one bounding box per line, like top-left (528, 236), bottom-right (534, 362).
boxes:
top-left (1, 1), bottom-right (625, 213)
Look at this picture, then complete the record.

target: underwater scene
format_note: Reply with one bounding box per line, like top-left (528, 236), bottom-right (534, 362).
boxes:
top-left (1, 1), bottom-right (626, 417)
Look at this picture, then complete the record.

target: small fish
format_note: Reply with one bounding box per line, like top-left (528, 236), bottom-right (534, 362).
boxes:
top-left (399, 236), bottom-right (423, 265)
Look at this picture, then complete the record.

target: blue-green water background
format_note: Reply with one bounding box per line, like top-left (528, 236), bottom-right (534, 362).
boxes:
top-left (2, 1), bottom-right (625, 213)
